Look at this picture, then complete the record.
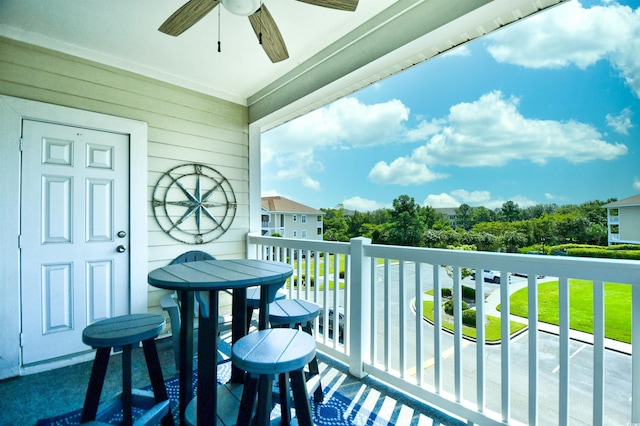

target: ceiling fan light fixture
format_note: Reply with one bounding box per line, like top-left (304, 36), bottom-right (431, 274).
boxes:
top-left (221, 0), bottom-right (261, 16)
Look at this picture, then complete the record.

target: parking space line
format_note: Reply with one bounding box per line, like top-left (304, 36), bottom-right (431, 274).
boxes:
top-left (552, 343), bottom-right (587, 374)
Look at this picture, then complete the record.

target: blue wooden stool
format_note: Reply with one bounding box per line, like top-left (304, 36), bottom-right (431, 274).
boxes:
top-left (232, 329), bottom-right (316, 426)
top-left (245, 285), bottom-right (287, 331)
top-left (80, 314), bottom-right (173, 426)
top-left (269, 299), bottom-right (323, 404)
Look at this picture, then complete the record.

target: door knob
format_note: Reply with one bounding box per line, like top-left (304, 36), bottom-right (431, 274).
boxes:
top-left (117, 231), bottom-right (127, 238)
top-left (116, 245), bottom-right (127, 253)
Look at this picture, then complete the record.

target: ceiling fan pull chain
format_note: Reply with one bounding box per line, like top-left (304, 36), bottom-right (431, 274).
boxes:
top-left (217, 5), bottom-right (222, 52)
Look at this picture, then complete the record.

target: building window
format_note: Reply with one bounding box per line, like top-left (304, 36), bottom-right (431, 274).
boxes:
top-left (302, 230), bottom-right (307, 238)
top-left (293, 214), bottom-right (297, 222)
top-left (293, 230), bottom-right (298, 237)
top-left (317, 215), bottom-right (322, 222)
top-left (317, 227), bottom-right (322, 235)
top-left (301, 215), bottom-right (307, 224)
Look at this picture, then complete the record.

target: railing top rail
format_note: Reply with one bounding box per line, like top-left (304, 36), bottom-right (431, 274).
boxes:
top-left (364, 244), bottom-right (640, 285)
top-left (248, 234), bottom-right (351, 255)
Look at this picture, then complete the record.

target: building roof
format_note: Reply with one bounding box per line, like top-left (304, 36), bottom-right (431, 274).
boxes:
top-left (261, 196), bottom-right (324, 215)
top-left (603, 194), bottom-right (640, 208)
top-left (435, 207), bottom-right (457, 216)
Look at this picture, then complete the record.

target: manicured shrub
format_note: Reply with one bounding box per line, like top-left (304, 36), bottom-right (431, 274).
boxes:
top-left (462, 285), bottom-right (476, 301)
top-left (443, 299), bottom-right (469, 316)
top-left (442, 288), bottom-right (452, 298)
top-left (462, 309), bottom-right (477, 327)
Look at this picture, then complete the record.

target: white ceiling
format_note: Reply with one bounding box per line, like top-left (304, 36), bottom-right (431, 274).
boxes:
top-left (0, 0), bottom-right (566, 128)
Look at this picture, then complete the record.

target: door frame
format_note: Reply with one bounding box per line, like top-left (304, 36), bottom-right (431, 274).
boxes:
top-left (0, 95), bottom-right (148, 378)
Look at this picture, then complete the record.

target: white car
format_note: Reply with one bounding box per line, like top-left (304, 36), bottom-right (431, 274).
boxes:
top-left (471, 269), bottom-right (502, 284)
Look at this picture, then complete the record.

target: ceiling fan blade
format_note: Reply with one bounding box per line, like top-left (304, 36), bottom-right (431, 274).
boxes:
top-left (159, 0), bottom-right (220, 36)
top-left (296, 0), bottom-right (358, 12)
top-left (248, 4), bottom-right (289, 63)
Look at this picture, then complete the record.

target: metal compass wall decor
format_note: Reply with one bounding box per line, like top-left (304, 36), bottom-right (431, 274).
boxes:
top-left (152, 163), bottom-right (237, 244)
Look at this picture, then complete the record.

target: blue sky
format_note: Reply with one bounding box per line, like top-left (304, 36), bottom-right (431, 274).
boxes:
top-left (261, 0), bottom-right (640, 212)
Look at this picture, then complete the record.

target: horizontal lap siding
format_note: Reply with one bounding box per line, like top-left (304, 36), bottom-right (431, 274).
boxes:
top-left (0, 37), bottom-right (250, 307)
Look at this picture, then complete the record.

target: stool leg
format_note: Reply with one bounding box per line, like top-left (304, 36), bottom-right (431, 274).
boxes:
top-left (81, 347), bottom-right (111, 423)
top-left (278, 372), bottom-right (291, 426)
top-left (290, 370), bottom-right (313, 426)
top-left (142, 338), bottom-right (174, 426)
top-left (302, 322), bottom-right (323, 402)
top-left (255, 375), bottom-right (274, 426)
top-left (122, 345), bottom-right (133, 426)
top-left (237, 375), bottom-right (259, 426)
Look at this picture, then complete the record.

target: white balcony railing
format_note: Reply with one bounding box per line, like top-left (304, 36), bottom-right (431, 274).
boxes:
top-left (247, 233), bottom-right (640, 426)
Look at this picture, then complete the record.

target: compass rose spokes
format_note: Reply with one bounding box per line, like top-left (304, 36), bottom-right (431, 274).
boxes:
top-left (167, 175), bottom-right (227, 233)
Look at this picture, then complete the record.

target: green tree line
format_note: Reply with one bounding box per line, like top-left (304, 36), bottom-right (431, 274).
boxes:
top-left (321, 195), bottom-right (616, 253)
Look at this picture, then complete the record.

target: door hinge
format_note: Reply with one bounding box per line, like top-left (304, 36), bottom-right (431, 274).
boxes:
top-left (18, 235), bottom-right (22, 249)
top-left (19, 137), bottom-right (23, 152)
top-left (20, 332), bottom-right (25, 347)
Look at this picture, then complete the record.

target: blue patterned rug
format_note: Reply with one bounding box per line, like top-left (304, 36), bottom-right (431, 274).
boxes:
top-left (36, 360), bottom-right (396, 425)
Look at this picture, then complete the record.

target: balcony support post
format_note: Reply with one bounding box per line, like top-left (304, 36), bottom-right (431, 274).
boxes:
top-left (349, 237), bottom-right (372, 378)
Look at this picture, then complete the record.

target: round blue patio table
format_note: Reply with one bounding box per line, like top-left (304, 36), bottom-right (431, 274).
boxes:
top-left (148, 259), bottom-right (292, 426)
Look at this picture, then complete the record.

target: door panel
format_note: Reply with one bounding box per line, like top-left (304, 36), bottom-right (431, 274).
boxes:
top-left (21, 119), bottom-right (130, 365)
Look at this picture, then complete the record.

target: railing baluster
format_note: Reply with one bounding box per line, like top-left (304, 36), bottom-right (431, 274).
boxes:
top-left (633, 285), bottom-right (640, 423)
top-left (453, 266), bottom-right (462, 402)
top-left (313, 250), bottom-right (320, 303)
top-left (370, 257), bottom-right (378, 366)
top-left (415, 262), bottom-right (424, 386)
top-left (333, 253), bottom-right (340, 349)
top-left (344, 254), bottom-right (350, 350)
top-left (399, 260), bottom-right (406, 378)
top-left (528, 274), bottom-right (539, 426)
top-left (433, 265), bottom-right (442, 394)
top-left (384, 258), bottom-right (391, 371)
top-left (559, 277), bottom-right (570, 426)
top-left (475, 265), bottom-right (485, 413)
top-left (593, 280), bottom-right (604, 426)
top-left (323, 251), bottom-right (330, 346)
top-left (500, 270), bottom-right (510, 422)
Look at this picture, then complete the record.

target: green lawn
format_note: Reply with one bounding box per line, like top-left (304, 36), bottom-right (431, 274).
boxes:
top-left (505, 280), bottom-right (632, 343)
top-left (421, 298), bottom-right (526, 343)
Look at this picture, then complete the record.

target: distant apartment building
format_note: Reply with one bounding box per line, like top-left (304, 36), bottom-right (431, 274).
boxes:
top-left (261, 196), bottom-right (325, 240)
top-left (603, 194), bottom-right (640, 245)
top-left (435, 207), bottom-right (457, 227)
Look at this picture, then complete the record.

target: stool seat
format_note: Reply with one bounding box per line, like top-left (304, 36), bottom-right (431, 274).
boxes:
top-left (233, 329), bottom-right (316, 426)
top-left (246, 286), bottom-right (287, 308)
top-left (80, 314), bottom-right (173, 426)
top-left (233, 328), bottom-right (315, 375)
top-left (83, 314), bottom-right (165, 348)
top-left (269, 299), bottom-right (319, 327)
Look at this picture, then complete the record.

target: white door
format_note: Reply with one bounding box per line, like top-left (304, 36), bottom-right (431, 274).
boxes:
top-left (20, 119), bottom-right (130, 365)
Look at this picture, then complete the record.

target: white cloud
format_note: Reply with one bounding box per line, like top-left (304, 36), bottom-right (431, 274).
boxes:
top-left (450, 189), bottom-right (492, 204)
top-left (263, 97), bottom-right (410, 155)
top-left (486, 1), bottom-right (640, 97)
top-left (262, 97), bottom-right (411, 189)
top-left (369, 91), bottom-right (627, 185)
top-left (634, 176), bottom-right (640, 191)
top-left (369, 157), bottom-right (448, 185)
top-left (423, 190), bottom-right (537, 210)
top-left (423, 193), bottom-right (460, 208)
top-left (261, 189), bottom-right (282, 197)
top-left (606, 108), bottom-right (633, 134)
top-left (342, 196), bottom-right (390, 211)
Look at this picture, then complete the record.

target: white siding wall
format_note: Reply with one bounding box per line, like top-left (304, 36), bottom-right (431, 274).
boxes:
top-left (620, 206), bottom-right (640, 242)
top-left (0, 37), bottom-right (249, 373)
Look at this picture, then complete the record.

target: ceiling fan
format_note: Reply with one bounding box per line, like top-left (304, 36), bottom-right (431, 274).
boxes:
top-left (159, 0), bottom-right (359, 63)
